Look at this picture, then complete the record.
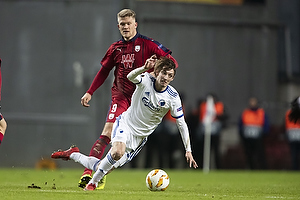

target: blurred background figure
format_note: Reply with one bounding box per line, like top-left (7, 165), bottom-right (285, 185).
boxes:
top-left (238, 97), bottom-right (269, 169)
top-left (285, 98), bottom-right (300, 170)
top-left (193, 93), bottom-right (228, 169)
top-left (288, 97), bottom-right (300, 124)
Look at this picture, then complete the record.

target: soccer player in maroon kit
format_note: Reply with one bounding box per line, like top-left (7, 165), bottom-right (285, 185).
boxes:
top-left (0, 59), bottom-right (8, 146)
top-left (79, 9), bottom-right (178, 189)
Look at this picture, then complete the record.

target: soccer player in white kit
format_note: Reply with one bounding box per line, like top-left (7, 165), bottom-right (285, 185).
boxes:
top-left (51, 56), bottom-right (198, 190)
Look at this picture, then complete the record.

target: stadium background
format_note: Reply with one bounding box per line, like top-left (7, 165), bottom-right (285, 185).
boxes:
top-left (0, 0), bottom-right (299, 169)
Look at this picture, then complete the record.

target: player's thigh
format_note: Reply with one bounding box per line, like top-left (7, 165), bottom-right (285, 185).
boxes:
top-left (101, 122), bottom-right (114, 137)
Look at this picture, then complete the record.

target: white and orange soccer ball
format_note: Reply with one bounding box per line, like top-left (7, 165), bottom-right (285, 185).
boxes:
top-left (145, 169), bottom-right (170, 191)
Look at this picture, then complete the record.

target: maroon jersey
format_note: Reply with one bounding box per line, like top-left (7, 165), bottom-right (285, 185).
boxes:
top-left (87, 33), bottom-right (177, 102)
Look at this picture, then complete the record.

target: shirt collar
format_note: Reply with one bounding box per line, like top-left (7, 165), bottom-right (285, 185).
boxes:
top-left (121, 32), bottom-right (140, 43)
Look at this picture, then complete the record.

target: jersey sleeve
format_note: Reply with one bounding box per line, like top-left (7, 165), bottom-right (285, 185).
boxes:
top-left (86, 44), bottom-right (116, 95)
top-left (87, 66), bottom-right (111, 95)
top-left (100, 44), bottom-right (117, 70)
top-left (170, 94), bottom-right (184, 119)
top-left (145, 38), bottom-right (178, 68)
top-left (127, 66), bottom-right (148, 84)
top-left (176, 117), bottom-right (192, 152)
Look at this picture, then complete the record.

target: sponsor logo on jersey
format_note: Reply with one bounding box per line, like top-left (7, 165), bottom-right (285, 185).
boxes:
top-left (142, 97), bottom-right (160, 112)
top-left (121, 54), bottom-right (135, 69)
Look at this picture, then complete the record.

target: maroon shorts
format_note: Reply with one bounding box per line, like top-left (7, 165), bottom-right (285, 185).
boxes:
top-left (105, 97), bottom-right (130, 123)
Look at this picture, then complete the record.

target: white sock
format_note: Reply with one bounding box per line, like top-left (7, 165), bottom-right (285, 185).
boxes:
top-left (70, 152), bottom-right (100, 171)
top-left (90, 153), bottom-right (116, 185)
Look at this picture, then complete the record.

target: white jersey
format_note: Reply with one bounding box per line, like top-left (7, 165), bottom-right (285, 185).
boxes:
top-left (120, 72), bottom-right (184, 137)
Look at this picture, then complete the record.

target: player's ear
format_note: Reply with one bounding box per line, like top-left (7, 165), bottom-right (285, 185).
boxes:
top-left (154, 69), bottom-right (160, 77)
top-left (135, 22), bottom-right (138, 28)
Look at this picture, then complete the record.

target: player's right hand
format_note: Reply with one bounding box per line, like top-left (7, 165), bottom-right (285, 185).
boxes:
top-left (144, 55), bottom-right (157, 70)
top-left (81, 93), bottom-right (92, 107)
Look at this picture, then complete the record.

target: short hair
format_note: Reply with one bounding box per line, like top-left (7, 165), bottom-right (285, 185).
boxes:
top-left (154, 57), bottom-right (176, 77)
top-left (117, 9), bottom-right (136, 20)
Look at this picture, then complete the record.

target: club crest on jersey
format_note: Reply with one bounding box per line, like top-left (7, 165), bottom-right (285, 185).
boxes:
top-left (135, 45), bottom-right (140, 52)
top-left (159, 99), bottom-right (165, 106)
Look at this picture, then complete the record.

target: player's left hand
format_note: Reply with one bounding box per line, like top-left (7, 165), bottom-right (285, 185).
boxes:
top-left (185, 151), bottom-right (198, 169)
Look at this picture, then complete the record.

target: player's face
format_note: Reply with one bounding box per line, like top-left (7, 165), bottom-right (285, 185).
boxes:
top-left (155, 68), bottom-right (175, 91)
top-left (118, 16), bottom-right (137, 41)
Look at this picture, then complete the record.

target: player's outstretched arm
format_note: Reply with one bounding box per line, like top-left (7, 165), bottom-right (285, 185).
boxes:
top-left (185, 151), bottom-right (198, 169)
top-left (81, 93), bottom-right (92, 107)
top-left (175, 117), bottom-right (198, 169)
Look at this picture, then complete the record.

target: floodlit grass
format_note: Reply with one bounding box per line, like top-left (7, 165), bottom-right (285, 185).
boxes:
top-left (0, 168), bottom-right (299, 200)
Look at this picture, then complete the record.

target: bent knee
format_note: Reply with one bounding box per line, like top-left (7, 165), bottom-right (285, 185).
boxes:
top-left (111, 150), bottom-right (124, 161)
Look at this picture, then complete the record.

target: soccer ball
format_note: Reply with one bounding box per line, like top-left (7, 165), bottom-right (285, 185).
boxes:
top-left (145, 169), bottom-right (170, 191)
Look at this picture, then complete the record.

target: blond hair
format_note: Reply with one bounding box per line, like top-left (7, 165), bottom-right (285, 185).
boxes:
top-left (117, 9), bottom-right (136, 20)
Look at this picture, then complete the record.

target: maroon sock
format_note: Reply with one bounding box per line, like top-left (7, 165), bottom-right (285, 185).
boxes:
top-left (89, 135), bottom-right (110, 158)
top-left (0, 133), bottom-right (3, 144)
top-left (82, 135), bottom-right (111, 176)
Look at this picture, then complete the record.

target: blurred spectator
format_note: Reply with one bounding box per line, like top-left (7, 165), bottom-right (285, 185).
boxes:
top-left (285, 108), bottom-right (300, 170)
top-left (288, 96), bottom-right (300, 124)
top-left (238, 97), bottom-right (269, 169)
top-left (193, 93), bottom-right (228, 169)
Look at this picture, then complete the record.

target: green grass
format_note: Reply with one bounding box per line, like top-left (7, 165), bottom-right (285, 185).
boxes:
top-left (0, 168), bottom-right (299, 200)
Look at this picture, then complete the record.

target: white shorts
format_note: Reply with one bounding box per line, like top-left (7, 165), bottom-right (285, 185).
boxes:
top-left (111, 115), bottom-right (147, 168)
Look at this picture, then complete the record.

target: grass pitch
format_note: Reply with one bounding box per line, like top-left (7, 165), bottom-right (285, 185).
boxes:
top-left (0, 168), bottom-right (299, 200)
